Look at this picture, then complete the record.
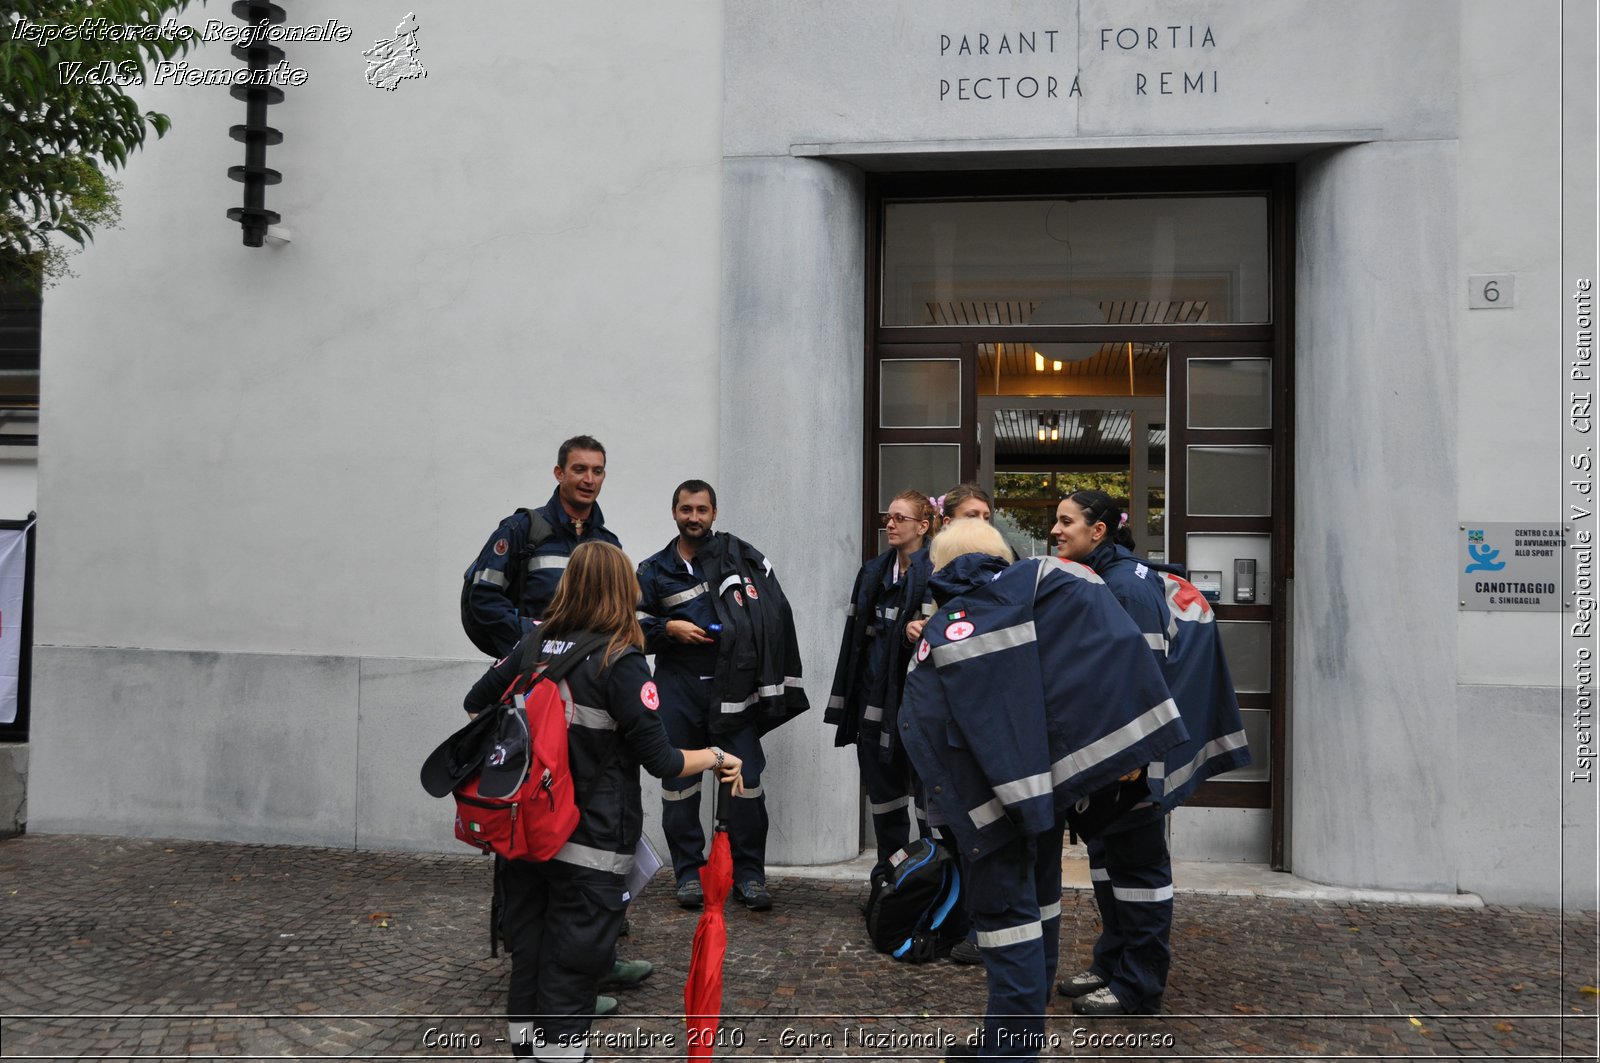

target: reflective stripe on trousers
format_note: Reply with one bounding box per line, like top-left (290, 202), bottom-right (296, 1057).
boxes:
top-left (964, 825), bottom-right (1064, 1061)
top-left (1085, 813), bottom-right (1172, 1013)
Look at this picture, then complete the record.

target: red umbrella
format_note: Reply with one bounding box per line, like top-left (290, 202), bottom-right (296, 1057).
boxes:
top-left (685, 782), bottom-right (733, 1060)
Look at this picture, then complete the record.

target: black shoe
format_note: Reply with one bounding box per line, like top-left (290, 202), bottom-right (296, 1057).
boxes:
top-left (675, 878), bottom-right (703, 910)
top-left (1057, 969), bottom-right (1109, 998)
top-left (948, 939), bottom-right (982, 965)
top-left (618, 916), bottom-right (630, 937)
top-left (1071, 987), bottom-right (1130, 1016)
top-left (734, 880), bottom-right (773, 911)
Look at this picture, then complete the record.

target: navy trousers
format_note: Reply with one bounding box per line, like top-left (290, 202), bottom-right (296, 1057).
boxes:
top-left (656, 665), bottom-right (768, 886)
top-left (965, 825), bottom-right (1065, 1061)
top-left (1084, 811), bottom-right (1172, 1013)
top-left (858, 740), bottom-right (915, 878)
top-left (501, 860), bottom-right (624, 1061)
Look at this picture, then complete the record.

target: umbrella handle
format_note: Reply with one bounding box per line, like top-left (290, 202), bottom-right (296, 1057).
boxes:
top-left (715, 780), bottom-right (733, 832)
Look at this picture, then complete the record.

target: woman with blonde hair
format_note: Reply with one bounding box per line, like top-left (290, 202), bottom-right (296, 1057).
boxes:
top-left (900, 519), bottom-right (1183, 1059)
top-left (463, 541), bottom-right (744, 1059)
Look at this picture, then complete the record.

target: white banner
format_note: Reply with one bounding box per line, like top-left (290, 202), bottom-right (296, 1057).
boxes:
top-left (0, 526), bottom-right (28, 725)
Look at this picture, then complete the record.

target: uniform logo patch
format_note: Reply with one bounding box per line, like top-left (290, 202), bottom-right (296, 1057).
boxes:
top-left (641, 681), bottom-right (660, 710)
top-left (916, 638), bottom-right (931, 661)
top-left (945, 620), bottom-right (975, 641)
top-left (744, 581), bottom-right (759, 600)
top-left (733, 590), bottom-right (744, 607)
top-left (492, 538), bottom-right (509, 556)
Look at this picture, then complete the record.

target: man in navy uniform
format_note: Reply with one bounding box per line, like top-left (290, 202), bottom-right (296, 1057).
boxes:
top-left (461, 433), bottom-right (650, 1009)
top-left (464, 435), bottom-right (619, 658)
top-left (636, 480), bottom-right (779, 912)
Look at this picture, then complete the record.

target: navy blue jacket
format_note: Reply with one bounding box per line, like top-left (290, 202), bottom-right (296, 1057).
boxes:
top-left (900, 554), bottom-right (1187, 862)
top-left (464, 634), bottom-right (682, 902)
top-left (826, 547), bottom-right (934, 759)
top-left (696, 533), bottom-right (808, 736)
top-left (463, 489), bottom-right (621, 658)
top-left (635, 539), bottom-right (720, 678)
top-left (1083, 543), bottom-right (1252, 810)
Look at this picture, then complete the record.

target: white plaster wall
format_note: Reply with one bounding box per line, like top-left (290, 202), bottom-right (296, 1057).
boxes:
top-left (38, 1), bottom-right (725, 661)
top-left (726, 0), bottom-right (1455, 157)
top-left (1455, 1), bottom-right (1567, 688)
top-left (1292, 141), bottom-right (1460, 892)
top-left (719, 157), bottom-right (866, 864)
top-left (29, 1), bottom-right (724, 852)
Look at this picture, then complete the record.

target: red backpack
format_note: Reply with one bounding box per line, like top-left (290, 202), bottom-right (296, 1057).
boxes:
top-left (424, 632), bottom-right (608, 862)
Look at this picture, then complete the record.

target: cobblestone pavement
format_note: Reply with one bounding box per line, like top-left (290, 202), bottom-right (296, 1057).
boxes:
top-left (0, 835), bottom-right (1595, 1061)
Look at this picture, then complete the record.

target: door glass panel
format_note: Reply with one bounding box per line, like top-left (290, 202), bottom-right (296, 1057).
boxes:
top-left (1188, 445), bottom-right (1271, 516)
top-left (879, 444), bottom-right (960, 510)
top-left (1188, 358), bottom-right (1271, 429)
top-left (1217, 621), bottom-right (1271, 693)
top-left (880, 359), bottom-right (961, 428)
top-left (1212, 707), bottom-right (1270, 782)
top-left (882, 197), bottom-right (1271, 326)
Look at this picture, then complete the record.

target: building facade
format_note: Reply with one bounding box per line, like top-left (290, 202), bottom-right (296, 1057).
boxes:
top-left (19, 0), bottom-right (1599, 906)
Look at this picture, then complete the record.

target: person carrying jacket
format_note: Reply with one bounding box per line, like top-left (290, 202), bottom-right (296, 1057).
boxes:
top-left (826, 488), bottom-right (937, 881)
top-left (899, 518), bottom-right (1186, 1061)
top-left (464, 435), bottom-right (620, 658)
top-left (1049, 489), bottom-right (1250, 1018)
top-left (463, 542), bottom-right (744, 1061)
top-left (635, 480), bottom-right (807, 913)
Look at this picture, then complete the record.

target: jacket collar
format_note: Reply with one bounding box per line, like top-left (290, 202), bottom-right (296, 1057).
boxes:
top-left (929, 552), bottom-right (1010, 605)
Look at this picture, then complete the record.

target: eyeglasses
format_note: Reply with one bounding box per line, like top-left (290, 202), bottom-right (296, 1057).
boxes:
top-left (883, 513), bottom-right (925, 527)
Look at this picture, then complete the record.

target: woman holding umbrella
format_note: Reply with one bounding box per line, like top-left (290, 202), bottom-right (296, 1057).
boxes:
top-left (463, 541), bottom-right (743, 1060)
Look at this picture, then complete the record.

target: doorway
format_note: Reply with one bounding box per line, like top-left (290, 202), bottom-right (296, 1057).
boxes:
top-left (864, 166), bottom-right (1293, 865)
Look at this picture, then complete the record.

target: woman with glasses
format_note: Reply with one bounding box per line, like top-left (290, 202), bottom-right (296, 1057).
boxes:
top-left (826, 488), bottom-right (938, 880)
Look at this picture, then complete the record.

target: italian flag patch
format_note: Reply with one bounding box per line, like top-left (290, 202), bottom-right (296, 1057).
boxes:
top-left (946, 610), bottom-right (967, 620)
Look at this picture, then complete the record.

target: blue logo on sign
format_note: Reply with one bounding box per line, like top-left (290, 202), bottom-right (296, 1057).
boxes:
top-left (1464, 530), bottom-right (1505, 574)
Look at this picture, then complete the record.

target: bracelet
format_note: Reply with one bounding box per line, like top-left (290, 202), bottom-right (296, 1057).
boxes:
top-left (710, 746), bottom-right (725, 771)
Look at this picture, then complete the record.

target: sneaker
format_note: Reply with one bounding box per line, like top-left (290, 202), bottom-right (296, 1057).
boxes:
top-left (948, 939), bottom-right (982, 965)
top-left (596, 958), bottom-right (653, 991)
top-left (1057, 969), bottom-right (1109, 998)
top-left (734, 880), bottom-right (773, 911)
top-left (675, 878), bottom-right (704, 910)
top-left (1071, 986), bottom-right (1129, 1016)
top-left (594, 995), bottom-right (618, 1017)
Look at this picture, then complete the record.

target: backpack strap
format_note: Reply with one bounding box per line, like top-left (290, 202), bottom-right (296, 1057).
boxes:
top-left (508, 508), bottom-right (557, 611)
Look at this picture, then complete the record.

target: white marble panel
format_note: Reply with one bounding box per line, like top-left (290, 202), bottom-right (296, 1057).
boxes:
top-left (1454, 685), bottom-right (1593, 908)
top-left (28, 647), bottom-right (359, 846)
top-left (719, 156), bottom-right (868, 865)
top-left (1290, 141), bottom-right (1460, 893)
top-left (354, 656), bottom-right (488, 854)
top-left (726, 0), bottom-right (1455, 158)
top-left (1169, 806), bottom-right (1270, 863)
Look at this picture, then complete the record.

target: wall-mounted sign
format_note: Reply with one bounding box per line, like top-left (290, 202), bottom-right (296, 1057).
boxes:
top-left (1458, 522), bottom-right (1566, 611)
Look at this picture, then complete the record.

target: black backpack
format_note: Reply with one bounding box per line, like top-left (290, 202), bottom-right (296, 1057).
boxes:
top-left (865, 838), bottom-right (969, 963)
top-left (460, 509), bottom-right (555, 657)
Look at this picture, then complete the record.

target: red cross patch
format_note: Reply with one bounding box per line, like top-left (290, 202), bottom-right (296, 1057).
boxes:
top-left (492, 538), bottom-right (509, 556)
top-left (916, 638), bottom-right (930, 662)
top-left (641, 681), bottom-right (660, 710)
top-left (744, 581), bottom-right (759, 600)
top-left (945, 620), bottom-right (975, 641)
